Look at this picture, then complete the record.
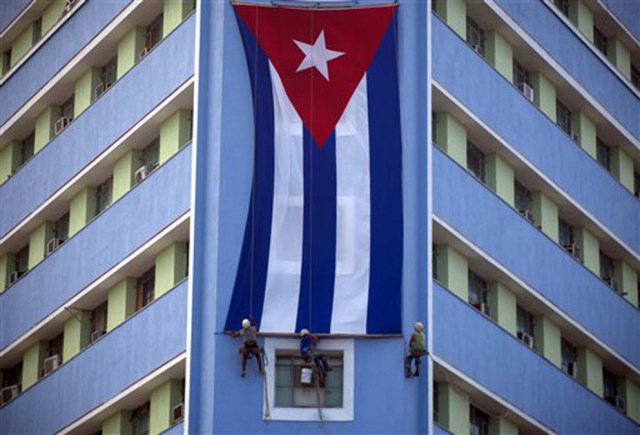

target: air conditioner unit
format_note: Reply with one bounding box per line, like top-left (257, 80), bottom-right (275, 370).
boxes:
top-left (566, 361), bottom-right (578, 379)
top-left (94, 82), bottom-right (109, 99)
top-left (139, 47), bottom-right (150, 58)
top-left (46, 238), bottom-right (64, 256)
top-left (472, 44), bottom-right (484, 56)
top-left (519, 82), bottom-right (534, 102)
top-left (471, 301), bottom-right (491, 317)
top-left (172, 403), bottom-right (184, 424)
top-left (518, 208), bottom-right (535, 223)
top-left (0, 385), bottom-right (19, 405)
top-left (54, 117), bottom-right (72, 135)
top-left (8, 271), bottom-right (19, 285)
top-left (606, 395), bottom-right (626, 413)
top-left (90, 330), bottom-right (105, 343)
top-left (517, 331), bottom-right (534, 348)
top-left (134, 165), bottom-right (151, 184)
top-left (563, 243), bottom-right (581, 261)
top-left (43, 354), bottom-right (61, 375)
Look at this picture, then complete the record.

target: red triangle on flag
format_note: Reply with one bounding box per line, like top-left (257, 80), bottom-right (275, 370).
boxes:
top-left (234, 3), bottom-right (397, 147)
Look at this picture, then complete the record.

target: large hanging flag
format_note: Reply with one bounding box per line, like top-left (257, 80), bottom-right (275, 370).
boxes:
top-left (225, 2), bottom-right (403, 335)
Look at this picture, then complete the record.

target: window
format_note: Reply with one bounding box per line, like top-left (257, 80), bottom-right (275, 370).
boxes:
top-left (593, 27), bottom-right (608, 56)
top-left (131, 402), bottom-right (150, 435)
top-left (516, 305), bottom-right (534, 347)
top-left (95, 57), bottom-right (117, 98)
top-left (2, 50), bottom-right (10, 74)
top-left (90, 302), bottom-right (108, 342)
top-left (558, 218), bottom-right (580, 260)
top-left (632, 64), bottom-right (640, 90)
top-left (433, 382), bottom-right (440, 423)
top-left (514, 180), bottom-right (534, 223)
top-left (470, 405), bottom-right (490, 435)
top-left (274, 351), bottom-right (343, 408)
top-left (466, 17), bottom-right (485, 56)
top-left (135, 139), bottom-right (160, 184)
top-left (10, 245), bottom-right (30, 283)
top-left (633, 171), bottom-right (639, 197)
top-left (41, 333), bottom-right (63, 378)
top-left (554, 0), bottom-right (569, 16)
top-left (432, 244), bottom-right (439, 281)
top-left (60, 97), bottom-right (74, 121)
top-left (513, 61), bottom-right (533, 100)
top-left (556, 100), bottom-right (573, 136)
top-left (599, 251), bottom-right (618, 292)
top-left (32, 18), bottom-right (42, 45)
top-left (466, 141), bottom-right (486, 182)
top-left (54, 212), bottom-right (70, 243)
top-left (596, 138), bottom-right (611, 171)
top-left (135, 267), bottom-right (155, 311)
top-left (561, 339), bottom-right (577, 377)
top-left (16, 132), bottom-right (35, 170)
top-left (468, 271), bottom-right (489, 315)
top-left (95, 177), bottom-right (112, 216)
top-left (2, 362), bottom-right (22, 389)
top-left (432, 112), bottom-right (437, 145)
top-left (264, 338), bottom-right (354, 421)
top-left (603, 369), bottom-right (617, 400)
top-left (144, 14), bottom-right (163, 52)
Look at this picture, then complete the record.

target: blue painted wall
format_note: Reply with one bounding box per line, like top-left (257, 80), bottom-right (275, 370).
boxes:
top-left (0, 0), bottom-right (30, 34)
top-left (493, 1), bottom-right (639, 140)
top-left (161, 421), bottom-right (184, 435)
top-left (188, 0), bottom-right (429, 432)
top-left (605, 0), bottom-right (640, 41)
top-left (0, 145), bottom-right (191, 350)
top-left (433, 147), bottom-right (640, 367)
top-left (0, 0), bottom-right (130, 124)
top-left (432, 17), bottom-right (640, 254)
top-left (433, 282), bottom-right (639, 434)
top-left (0, 282), bottom-right (187, 434)
top-left (0, 15), bottom-right (195, 239)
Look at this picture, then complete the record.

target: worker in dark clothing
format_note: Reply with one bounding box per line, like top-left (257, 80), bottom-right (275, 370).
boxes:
top-left (300, 329), bottom-right (331, 374)
top-left (230, 319), bottom-right (264, 377)
top-left (405, 321), bottom-right (427, 378)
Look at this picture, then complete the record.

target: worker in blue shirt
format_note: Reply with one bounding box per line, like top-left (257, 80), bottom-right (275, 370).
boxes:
top-left (300, 329), bottom-right (331, 374)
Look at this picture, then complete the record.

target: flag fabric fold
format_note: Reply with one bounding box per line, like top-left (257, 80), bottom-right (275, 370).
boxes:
top-left (225, 3), bottom-right (403, 335)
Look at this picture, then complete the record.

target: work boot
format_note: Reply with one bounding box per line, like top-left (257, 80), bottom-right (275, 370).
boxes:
top-left (241, 370), bottom-right (246, 378)
top-left (413, 369), bottom-right (420, 377)
top-left (404, 367), bottom-right (412, 378)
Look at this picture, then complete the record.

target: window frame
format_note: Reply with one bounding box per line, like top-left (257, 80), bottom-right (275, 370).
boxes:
top-left (466, 17), bottom-right (485, 55)
top-left (593, 26), bottom-right (608, 56)
top-left (470, 404), bottom-right (490, 435)
top-left (596, 137), bottom-right (611, 171)
top-left (264, 338), bottom-right (354, 421)
top-left (555, 100), bottom-right (572, 135)
top-left (466, 141), bottom-right (486, 183)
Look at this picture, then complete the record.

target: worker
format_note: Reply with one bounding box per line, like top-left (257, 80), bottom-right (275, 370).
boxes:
top-left (230, 318), bottom-right (264, 377)
top-left (300, 329), bottom-right (331, 375)
top-left (404, 321), bottom-right (427, 378)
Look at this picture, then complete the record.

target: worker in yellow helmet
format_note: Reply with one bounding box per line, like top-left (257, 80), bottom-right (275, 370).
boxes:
top-left (404, 322), bottom-right (427, 378)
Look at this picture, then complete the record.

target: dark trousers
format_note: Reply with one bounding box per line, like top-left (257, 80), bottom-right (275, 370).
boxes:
top-left (404, 350), bottom-right (426, 373)
top-left (241, 343), bottom-right (263, 373)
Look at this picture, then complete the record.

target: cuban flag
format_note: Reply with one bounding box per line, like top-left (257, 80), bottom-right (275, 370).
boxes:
top-left (225, 3), bottom-right (403, 335)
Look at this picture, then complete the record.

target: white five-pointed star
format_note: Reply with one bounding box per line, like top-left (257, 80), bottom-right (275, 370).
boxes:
top-left (294, 30), bottom-right (345, 81)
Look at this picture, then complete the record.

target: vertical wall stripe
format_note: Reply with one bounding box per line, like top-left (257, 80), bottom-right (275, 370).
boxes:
top-left (366, 22), bottom-right (403, 334)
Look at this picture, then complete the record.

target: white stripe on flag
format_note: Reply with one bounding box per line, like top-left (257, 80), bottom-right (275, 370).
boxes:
top-left (259, 63), bottom-right (304, 333)
top-left (330, 75), bottom-right (371, 334)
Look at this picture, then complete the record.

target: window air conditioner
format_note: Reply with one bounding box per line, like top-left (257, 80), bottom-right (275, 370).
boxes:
top-left (172, 403), bottom-right (184, 424)
top-left (562, 243), bottom-right (581, 261)
top-left (0, 385), bottom-right (19, 405)
top-left (8, 271), bottom-right (19, 285)
top-left (471, 301), bottom-right (491, 317)
top-left (566, 361), bottom-right (578, 379)
top-left (519, 82), bottom-right (534, 102)
top-left (517, 331), bottom-right (534, 348)
top-left (90, 330), bottom-right (105, 343)
top-left (43, 354), bottom-right (61, 375)
top-left (139, 47), bottom-right (150, 59)
top-left (46, 238), bottom-right (64, 256)
top-left (472, 44), bottom-right (484, 56)
top-left (54, 117), bottom-right (72, 135)
top-left (134, 165), bottom-right (151, 184)
top-left (606, 395), bottom-right (626, 413)
top-left (518, 208), bottom-right (535, 223)
top-left (63, 0), bottom-right (77, 13)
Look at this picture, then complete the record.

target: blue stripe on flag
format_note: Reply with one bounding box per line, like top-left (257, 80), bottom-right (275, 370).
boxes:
top-left (296, 131), bottom-right (337, 334)
top-left (366, 20), bottom-right (403, 334)
top-left (224, 17), bottom-right (275, 331)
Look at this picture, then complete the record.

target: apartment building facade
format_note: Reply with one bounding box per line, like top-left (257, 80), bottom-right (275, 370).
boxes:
top-left (0, 0), bottom-right (638, 434)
